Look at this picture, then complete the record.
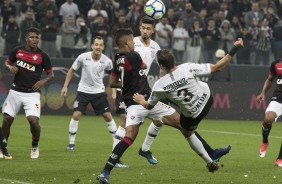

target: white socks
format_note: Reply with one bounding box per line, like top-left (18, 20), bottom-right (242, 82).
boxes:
top-left (141, 122), bottom-right (161, 151)
top-left (69, 118), bottom-right (78, 144)
top-left (187, 133), bottom-right (212, 163)
top-left (112, 126), bottom-right (126, 150)
top-left (106, 119), bottom-right (117, 140)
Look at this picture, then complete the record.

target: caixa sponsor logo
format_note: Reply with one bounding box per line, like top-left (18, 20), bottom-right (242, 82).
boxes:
top-left (16, 60), bottom-right (35, 71)
top-left (277, 79), bottom-right (282, 84)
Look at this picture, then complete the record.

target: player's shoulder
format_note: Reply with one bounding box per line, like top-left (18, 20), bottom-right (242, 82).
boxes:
top-left (101, 53), bottom-right (112, 63)
top-left (149, 39), bottom-right (160, 50)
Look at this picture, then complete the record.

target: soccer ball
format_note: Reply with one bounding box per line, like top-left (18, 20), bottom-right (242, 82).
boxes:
top-left (144, 0), bottom-right (166, 20)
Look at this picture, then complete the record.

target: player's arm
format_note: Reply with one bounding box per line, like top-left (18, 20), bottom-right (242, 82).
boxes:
top-left (257, 74), bottom-right (275, 103)
top-left (4, 60), bottom-right (18, 74)
top-left (61, 67), bottom-right (75, 96)
top-left (210, 38), bottom-right (243, 73)
top-left (109, 74), bottom-right (122, 88)
top-left (133, 93), bottom-right (154, 110)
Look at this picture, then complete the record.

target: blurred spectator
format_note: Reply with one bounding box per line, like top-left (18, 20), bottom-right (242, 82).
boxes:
top-left (166, 8), bottom-right (178, 28)
top-left (219, 1), bottom-right (233, 21)
top-left (19, 9), bottom-right (39, 44)
top-left (202, 18), bottom-right (220, 63)
top-left (244, 2), bottom-right (264, 28)
top-left (273, 20), bottom-right (282, 59)
top-left (1, 15), bottom-right (20, 56)
top-left (275, 0), bottom-right (282, 18)
top-left (36, 0), bottom-right (58, 23)
top-left (179, 2), bottom-right (205, 31)
top-left (126, 2), bottom-right (143, 34)
top-left (236, 27), bottom-right (252, 65)
top-left (230, 15), bottom-right (243, 37)
top-left (74, 15), bottom-right (89, 58)
top-left (199, 8), bottom-right (208, 25)
top-left (187, 20), bottom-right (204, 63)
top-left (40, 9), bottom-right (60, 58)
top-left (166, 0), bottom-right (184, 12)
top-left (247, 17), bottom-right (260, 64)
top-left (90, 15), bottom-right (111, 57)
top-left (172, 19), bottom-right (188, 64)
top-left (112, 14), bottom-right (130, 53)
top-left (0, 0), bottom-right (17, 25)
top-left (236, 0), bottom-right (252, 25)
top-left (259, 0), bottom-right (277, 15)
top-left (255, 18), bottom-right (273, 65)
top-left (60, 15), bottom-right (80, 58)
top-left (59, 0), bottom-right (80, 23)
top-left (155, 16), bottom-right (173, 49)
top-left (112, 8), bottom-right (126, 26)
top-left (90, 14), bottom-right (110, 42)
top-left (218, 20), bottom-right (237, 55)
top-left (264, 6), bottom-right (279, 29)
top-left (190, 0), bottom-right (208, 12)
top-left (87, 1), bottom-right (109, 25)
top-left (19, 0), bottom-right (37, 22)
top-left (75, 0), bottom-right (94, 18)
top-left (206, 0), bottom-right (220, 18)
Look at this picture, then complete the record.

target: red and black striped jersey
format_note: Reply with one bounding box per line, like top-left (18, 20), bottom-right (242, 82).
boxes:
top-left (269, 60), bottom-right (282, 103)
top-left (6, 46), bottom-right (53, 92)
top-left (112, 51), bottom-right (151, 107)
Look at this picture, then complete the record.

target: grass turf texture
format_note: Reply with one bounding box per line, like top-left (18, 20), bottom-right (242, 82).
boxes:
top-left (0, 115), bottom-right (281, 184)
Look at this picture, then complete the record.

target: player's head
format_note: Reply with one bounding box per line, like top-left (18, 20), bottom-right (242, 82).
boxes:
top-left (114, 28), bottom-right (134, 51)
top-left (156, 50), bottom-right (175, 71)
top-left (91, 36), bottom-right (105, 55)
top-left (139, 16), bottom-right (155, 41)
top-left (25, 27), bottom-right (40, 49)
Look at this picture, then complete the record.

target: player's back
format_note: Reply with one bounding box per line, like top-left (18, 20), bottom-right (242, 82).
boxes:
top-left (114, 51), bottom-right (151, 106)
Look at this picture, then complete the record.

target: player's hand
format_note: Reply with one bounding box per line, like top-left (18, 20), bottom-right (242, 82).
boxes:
top-left (133, 93), bottom-right (145, 104)
top-left (234, 38), bottom-right (244, 48)
top-left (32, 80), bottom-right (45, 91)
top-left (61, 87), bottom-right (67, 97)
top-left (256, 94), bottom-right (265, 103)
top-left (8, 66), bottom-right (18, 74)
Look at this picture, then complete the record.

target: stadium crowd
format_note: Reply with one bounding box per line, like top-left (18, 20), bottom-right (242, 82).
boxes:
top-left (0, 0), bottom-right (282, 65)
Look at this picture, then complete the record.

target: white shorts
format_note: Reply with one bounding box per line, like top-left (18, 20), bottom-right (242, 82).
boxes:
top-left (125, 102), bottom-right (175, 127)
top-left (266, 101), bottom-right (282, 122)
top-left (2, 89), bottom-right (41, 118)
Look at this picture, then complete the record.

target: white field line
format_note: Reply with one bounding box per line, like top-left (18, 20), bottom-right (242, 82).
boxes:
top-left (0, 178), bottom-right (33, 184)
top-left (199, 129), bottom-right (282, 139)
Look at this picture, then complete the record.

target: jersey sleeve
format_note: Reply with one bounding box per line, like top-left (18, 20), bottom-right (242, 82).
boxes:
top-left (105, 58), bottom-right (113, 71)
top-left (185, 63), bottom-right (211, 76)
top-left (269, 61), bottom-right (276, 77)
top-left (148, 83), bottom-right (162, 106)
top-left (6, 47), bottom-right (19, 64)
top-left (42, 53), bottom-right (53, 74)
top-left (72, 54), bottom-right (83, 71)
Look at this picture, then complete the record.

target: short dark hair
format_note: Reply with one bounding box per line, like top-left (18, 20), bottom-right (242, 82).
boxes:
top-left (156, 50), bottom-right (175, 70)
top-left (25, 27), bottom-right (40, 37)
top-left (114, 28), bottom-right (134, 47)
top-left (91, 36), bottom-right (104, 44)
top-left (139, 16), bottom-right (155, 26)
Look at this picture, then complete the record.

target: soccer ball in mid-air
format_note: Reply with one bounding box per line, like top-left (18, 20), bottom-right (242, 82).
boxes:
top-left (144, 0), bottom-right (166, 20)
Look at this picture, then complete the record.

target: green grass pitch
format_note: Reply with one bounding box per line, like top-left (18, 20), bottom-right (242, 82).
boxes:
top-left (0, 115), bottom-right (281, 184)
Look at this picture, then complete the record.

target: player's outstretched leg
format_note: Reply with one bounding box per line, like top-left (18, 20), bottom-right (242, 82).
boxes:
top-left (0, 127), bottom-right (12, 160)
top-left (67, 118), bottom-right (78, 151)
top-left (138, 122), bottom-right (160, 164)
top-left (275, 141), bottom-right (282, 167)
top-left (259, 120), bottom-right (272, 157)
top-left (210, 145), bottom-right (231, 161)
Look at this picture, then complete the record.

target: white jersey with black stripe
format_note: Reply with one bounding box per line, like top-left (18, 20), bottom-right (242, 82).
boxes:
top-left (148, 63), bottom-right (212, 118)
top-left (133, 36), bottom-right (160, 76)
top-left (72, 52), bottom-right (113, 94)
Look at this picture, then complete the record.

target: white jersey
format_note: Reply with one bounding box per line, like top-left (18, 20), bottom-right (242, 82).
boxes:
top-left (148, 63), bottom-right (211, 118)
top-left (72, 52), bottom-right (113, 94)
top-left (134, 36), bottom-right (160, 75)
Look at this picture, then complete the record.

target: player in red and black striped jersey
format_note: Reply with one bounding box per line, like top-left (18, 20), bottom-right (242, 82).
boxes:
top-left (257, 59), bottom-right (282, 166)
top-left (1, 27), bottom-right (54, 159)
top-left (112, 52), bottom-right (151, 107)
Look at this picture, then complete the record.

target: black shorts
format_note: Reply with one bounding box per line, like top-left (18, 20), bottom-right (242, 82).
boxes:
top-left (74, 91), bottom-right (110, 115)
top-left (115, 90), bottom-right (125, 114)
top-left (180, 94), bottom-right (214, 131)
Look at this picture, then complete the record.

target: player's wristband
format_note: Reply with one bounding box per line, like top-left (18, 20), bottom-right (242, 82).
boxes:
top-left (228, 46), bottom-right (240, 57)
